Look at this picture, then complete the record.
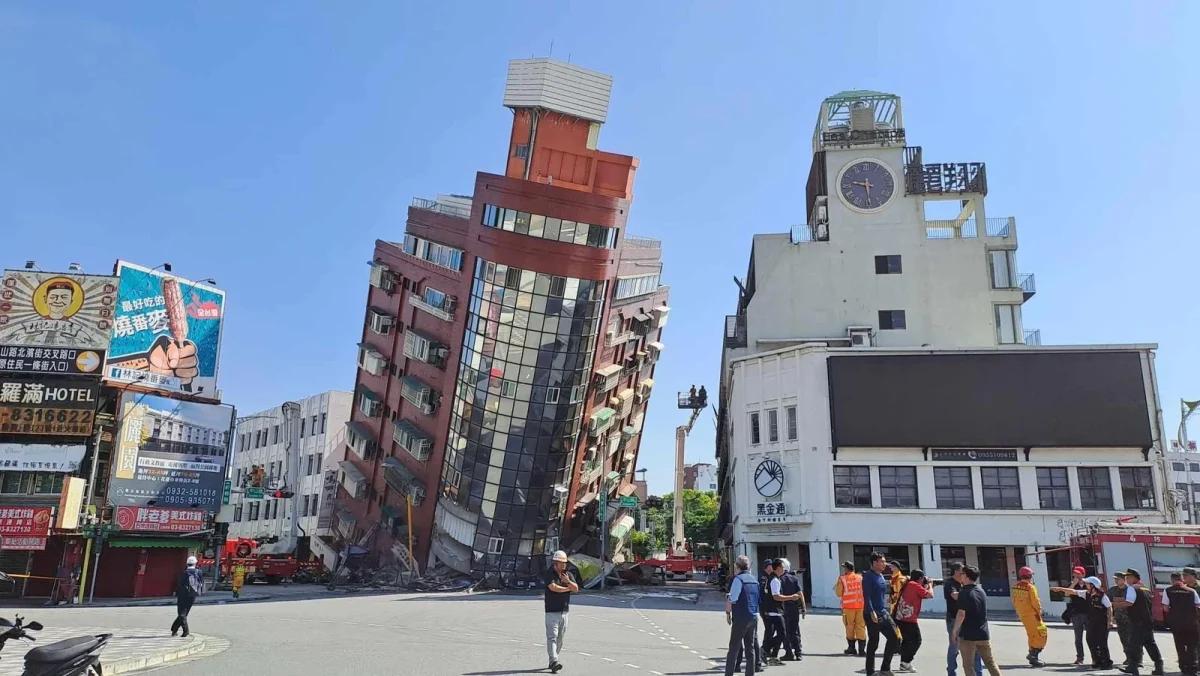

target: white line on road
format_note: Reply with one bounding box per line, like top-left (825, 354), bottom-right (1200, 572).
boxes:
top-left (690, 650), bottom-right (699, 654)
top-left (578, 652), bottom-right (593, 657)
top-left (602, 657), bottom-right (615, 662)
top-left (651, 672), bottom-right (664, 675)
top-left (680, 645), bottom-right (689, 649)
top-left (625, 664), bottom-right (640, 669)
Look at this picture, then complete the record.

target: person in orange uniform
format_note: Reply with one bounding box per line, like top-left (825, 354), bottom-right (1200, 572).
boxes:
top-left (1012, 566), bottom-right (1048, 666)
top-left (835, 561), bottom-right (867, 656)
top-left (888, 562), bottom-right (908, 615)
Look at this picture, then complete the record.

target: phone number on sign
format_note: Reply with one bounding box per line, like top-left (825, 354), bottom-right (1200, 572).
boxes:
top-left (0, 407), bottom-right (93, 434)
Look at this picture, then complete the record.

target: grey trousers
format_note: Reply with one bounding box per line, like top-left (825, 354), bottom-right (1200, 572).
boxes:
top-left (545, 611), bottom-right (569, 663)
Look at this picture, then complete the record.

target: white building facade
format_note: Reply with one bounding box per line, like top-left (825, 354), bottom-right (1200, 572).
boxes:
top-left (1166, 440), bottom-right (1200, 523)
top-left (228, 390), bottom-right (352, 551)
top-left (722, 344), bottom-right (1169, 615)
top-left (715, 91), bottom-right (1172, 616)
top-left (686, 463), bottom-right (718, 492)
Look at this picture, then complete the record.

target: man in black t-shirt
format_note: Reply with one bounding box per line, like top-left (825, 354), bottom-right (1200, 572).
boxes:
top-left (951, 565), bottom-right (1001, 676)
top-left (945, 563), bottom-right (982, 676)
top-left (543, 550), bottom-right (579, 674)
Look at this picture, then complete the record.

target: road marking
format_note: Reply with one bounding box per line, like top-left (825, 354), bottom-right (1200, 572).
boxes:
top-left (367, 623), bottom-right (383, 627)
top-left (602, 657), bottom-right (615, 662)
top-left (651, 672), bottom-right (664, 675)
top-left (578, 652), bottom-right (592, 657)
top-left (690, 650), bottom-right (699, 654)
top-left (625, 665), bottom-right (640, 669)
top-left (680, 645), bottom-right (690, 649)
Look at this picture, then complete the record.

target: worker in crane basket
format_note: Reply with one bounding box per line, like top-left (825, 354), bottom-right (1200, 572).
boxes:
top-left (1011, 566), bottom-right (1047, 666)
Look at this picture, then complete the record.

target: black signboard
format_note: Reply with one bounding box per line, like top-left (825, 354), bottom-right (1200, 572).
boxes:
top-left (0, 344), bottom-right (106, 375)
top-left (931, 449), bottom-right (1019, 462)
top-left (0, 374), bottom-right (100, 436)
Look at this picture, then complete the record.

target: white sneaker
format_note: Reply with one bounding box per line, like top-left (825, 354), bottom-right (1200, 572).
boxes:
top-left (898, 664), bottom-right (916, 673)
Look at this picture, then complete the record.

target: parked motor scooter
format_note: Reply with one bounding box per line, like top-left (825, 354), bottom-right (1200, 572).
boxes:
top-left (0, 573), bottom-right (111, 675)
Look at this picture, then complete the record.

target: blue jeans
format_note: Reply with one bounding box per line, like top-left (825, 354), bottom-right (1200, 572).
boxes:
top-left (947, 617), bottom-right (983, 676)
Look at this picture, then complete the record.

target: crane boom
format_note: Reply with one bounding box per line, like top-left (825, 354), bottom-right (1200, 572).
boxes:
top-left (672, 406), bottom-right (703, 552)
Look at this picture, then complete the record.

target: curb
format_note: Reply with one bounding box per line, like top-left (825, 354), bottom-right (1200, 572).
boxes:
top-left (107, 635), bottom-right (209, 674)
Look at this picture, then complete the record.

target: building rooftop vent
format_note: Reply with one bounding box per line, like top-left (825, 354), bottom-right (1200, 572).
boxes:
top-left (503, 58), bottom-right (613, 124)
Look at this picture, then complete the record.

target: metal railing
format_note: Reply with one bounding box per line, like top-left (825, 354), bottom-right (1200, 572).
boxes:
top-left (725, 314), bottom-right (747, 348)
top-left (1018, 273), bottom-right (1036, 297)
top-left (790, 223), bottom-right (829, 243)
top-left (412, 197), bottom-right (471, 220)
top-left (925, 217), bottom-right (1014, 240)
top-left (1023, 329), bottom-right (1042, 346)
top-left (624, 235), bottom-right (661, 249)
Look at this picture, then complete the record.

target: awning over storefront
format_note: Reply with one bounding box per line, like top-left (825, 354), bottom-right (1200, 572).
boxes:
top-left (108, 538), bottom-right (203, 549)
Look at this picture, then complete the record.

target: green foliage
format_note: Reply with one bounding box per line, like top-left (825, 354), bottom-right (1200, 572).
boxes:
top-left (629, 530), bottom-right (652, 560)
top-left (644, 489), bottom-right (718, 552)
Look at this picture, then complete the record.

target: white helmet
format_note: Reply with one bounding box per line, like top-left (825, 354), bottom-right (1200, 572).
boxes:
top-left (186, 556), bottom-right (198, 566)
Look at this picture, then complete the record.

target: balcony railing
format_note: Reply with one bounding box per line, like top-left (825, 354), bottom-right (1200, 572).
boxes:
top-left (1018, 273), bottom-right (1036, 300)
top-left (412, 197), bottom-right (471, 220)
top-left (925, 217), bottom-right (1015, 240)
top-left (790, 223), bottom-right (830, 244)
top-left (624, 235), bottom-right (661, 249)
top-left (1023, 329), bottom-right (1042, 346)
top-left (408, 294), bottom-right (454, 322)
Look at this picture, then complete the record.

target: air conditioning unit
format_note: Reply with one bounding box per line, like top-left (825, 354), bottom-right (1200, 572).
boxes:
top-left (434, 346), bottom-right (449, 359)
top-left (445, 297), bottom-right (458, 312)
top-left (848, 326), bottom-right (873, 347)
top-left (421, 403), bottom-right (435, 416)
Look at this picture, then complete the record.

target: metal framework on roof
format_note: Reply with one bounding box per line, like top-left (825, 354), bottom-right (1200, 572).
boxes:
top-left (812, 90), bottom-right (904, 151)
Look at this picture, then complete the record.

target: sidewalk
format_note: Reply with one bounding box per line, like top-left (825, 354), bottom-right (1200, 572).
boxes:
top-left (0, 626), bottom-right (208, 675)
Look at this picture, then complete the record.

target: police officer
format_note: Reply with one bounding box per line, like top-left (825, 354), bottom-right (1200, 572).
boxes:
top-left (725, 555), bottom-right (761, 676)
top-left (1115, 569), bottom-right (1164, 676)
top-left (776, 558), bottom-right (806, 661)
top-left (1163, 572), bottom-right (1200, 676)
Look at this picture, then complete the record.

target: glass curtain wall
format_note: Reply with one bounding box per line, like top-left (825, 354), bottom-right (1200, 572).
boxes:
top-left (440, 257), bottom-right (606, 582)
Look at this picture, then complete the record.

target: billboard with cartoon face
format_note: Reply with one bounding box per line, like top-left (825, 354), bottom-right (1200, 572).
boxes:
top-left (0, 270), bottom-right (118, 374)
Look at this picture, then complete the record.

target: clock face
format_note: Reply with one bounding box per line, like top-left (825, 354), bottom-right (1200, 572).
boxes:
top-left (839, 160), bottom-right (896, 211)
top-left (754, 459), bottom-right (784, 498)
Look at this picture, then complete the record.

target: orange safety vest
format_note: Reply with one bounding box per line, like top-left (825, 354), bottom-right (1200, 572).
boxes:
top-left (840, 573), bottom-right (865, 609)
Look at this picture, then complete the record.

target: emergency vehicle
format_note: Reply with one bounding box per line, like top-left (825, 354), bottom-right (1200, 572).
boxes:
top-left (1069, 522), bottom-right (1200, 623)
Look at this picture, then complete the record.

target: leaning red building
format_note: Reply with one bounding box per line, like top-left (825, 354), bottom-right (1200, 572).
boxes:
top-left (338, 58), bottom-right (669, 586)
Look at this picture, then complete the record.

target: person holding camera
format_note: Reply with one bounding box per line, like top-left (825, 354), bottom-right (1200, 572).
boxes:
top-left (894, 569), bottom-right (934, 672)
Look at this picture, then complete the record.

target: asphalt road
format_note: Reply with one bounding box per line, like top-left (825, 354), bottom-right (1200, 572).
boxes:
top-left (10, 587), bottom-right (1193, 675)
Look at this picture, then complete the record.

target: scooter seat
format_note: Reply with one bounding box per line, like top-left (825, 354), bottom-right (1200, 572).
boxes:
top-left (25, 635), bottom-right (104, 664)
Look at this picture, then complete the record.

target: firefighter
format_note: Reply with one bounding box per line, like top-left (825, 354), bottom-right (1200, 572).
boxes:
top-left (888, 562), bottom-right (907, 616)
top-left (1011, 566), bottom-right (1047, 666)
top-left (834, 561), bottom-right (866, 656)
top-left (1163, 572), bottom-right (1200, 676)
top-left (1114, 569), bottom-right (1164, 676)
top-left (231, 561), bottom-right (246, 599)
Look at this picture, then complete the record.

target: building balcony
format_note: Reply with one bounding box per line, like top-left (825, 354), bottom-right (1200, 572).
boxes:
top-left (595, 363), bottom-right (622, 392)
top-left (623, 235), bottom-right (661, 249)
top-left (1023, 329), bottom-right (1042, 346)
top-left (412, 197), bottom-right (471, 220)
top-left (790, 223), bottom-right (830, 244)
top-left (925, 217), bottom-right (1014, 240)
top-left (1019, 273), bottom-right (1036, 300)
top-left (606, 328), bottom-right (635, 348)
top-left (392, 419), bottom-right (432, 462)
top-left (589, 407), bottom-right (616, 437)
top-left (383, 457), bottom-right (426, 507)
top-left (408, 293), bottom-right (456, 322)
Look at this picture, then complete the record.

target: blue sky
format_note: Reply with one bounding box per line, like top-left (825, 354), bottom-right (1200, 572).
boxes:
top-left (2, 2), bottom-right (1196, 495)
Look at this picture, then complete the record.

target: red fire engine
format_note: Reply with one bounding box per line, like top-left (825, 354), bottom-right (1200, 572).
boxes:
top-left (1069, 522), bottom-right (1200, 623)
top-left (200, 538), bottom-right (322, 585)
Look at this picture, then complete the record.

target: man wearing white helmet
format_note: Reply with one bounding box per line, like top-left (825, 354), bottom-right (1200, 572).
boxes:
top-left (543, 550), bottom-right (579, 674)
top-left (171, 555), bottom-right (205, 637)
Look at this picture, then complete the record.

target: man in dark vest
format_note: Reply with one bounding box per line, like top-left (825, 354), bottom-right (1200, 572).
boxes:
top-left (775, 558), bottom-right (807, 661)
top-left (1114, 569), bottom-right (1164, 676)
top-left (1163, 572), bottom-right (1200, 676)
top-left (760, 559), bottom-right (788, 665)
top-left (725, 555), bottom-right (761, 676)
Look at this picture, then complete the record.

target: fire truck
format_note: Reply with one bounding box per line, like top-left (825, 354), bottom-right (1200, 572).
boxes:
top-left (1069, 522), bottom-right (1200, 623)
top-left (203, 538), bottom-right (323, 585)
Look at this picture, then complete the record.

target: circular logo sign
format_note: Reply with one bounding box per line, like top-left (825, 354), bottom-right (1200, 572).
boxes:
top-left (754, 459), bottom-right (785, 498)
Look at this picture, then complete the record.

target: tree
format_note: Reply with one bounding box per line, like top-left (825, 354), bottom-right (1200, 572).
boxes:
top-left (629, 530), bottom-right (652, 560)
top-left (646, 489), bottom-right (718, 552)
